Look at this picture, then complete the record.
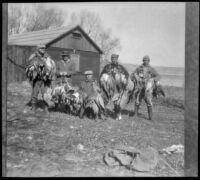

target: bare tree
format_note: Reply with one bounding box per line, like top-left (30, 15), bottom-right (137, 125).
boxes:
top-left (8, 3), bottom-right (65, 35)
top-left (8, 4), bottom-right (22, 35)
top-left (69, 10), bottom-right (121, 61)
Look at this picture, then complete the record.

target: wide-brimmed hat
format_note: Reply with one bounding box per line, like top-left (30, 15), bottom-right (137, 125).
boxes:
top-left (84, 70), bottom-right (93, 75)
top-left (61, 51), bottom-right (71, 57)
top-left (111, 54), bottom-right (119, 59)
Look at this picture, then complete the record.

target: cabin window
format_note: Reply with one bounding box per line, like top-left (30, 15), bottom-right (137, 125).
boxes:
top-left (71, 32), bottom-right (82, 39)
top-left (70, 53), bottom-right (80, 71)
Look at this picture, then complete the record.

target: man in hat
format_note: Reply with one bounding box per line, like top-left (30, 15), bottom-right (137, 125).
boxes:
top-left (99, 54), bottom-right (129, 120)
top-left (79, 70), bottom-right (106, 120)
top-left (131, 55), bottom-right (163, 120)
top-left (26, 44), bottom-right (53, 112)
top-left (100, 54), bottom-right (129, 79)
top-left (100, 54), bottom-right (129, 98)
top-left (80, 70), bottom-right (97, 97)
top-left (56, 51), bottom-right (77, 87)
top-left (28, 44), bottom-right (48, 61)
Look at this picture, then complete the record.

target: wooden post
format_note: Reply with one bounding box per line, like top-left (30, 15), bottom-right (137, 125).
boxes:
top-left (2, 3), bottom-right (8, 177)
top-left (185, 2), bottom-right (199, 177)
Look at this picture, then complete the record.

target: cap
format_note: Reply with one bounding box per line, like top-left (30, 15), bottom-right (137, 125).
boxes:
top-left (37, 44), bottom-right (46, 49)
top-left (61, 51), bottom-right (71, 57)
top-left (143, 55), bottom-right (150, 61)
top-left (111, 54), bottom-right (119, 59)
top-left (84, 70), bottom-right (93, 75)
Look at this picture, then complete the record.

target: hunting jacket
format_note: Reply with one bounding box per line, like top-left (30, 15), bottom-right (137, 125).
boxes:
top-left (28, 50), bottom-right (49, 63)
top-left (27, 51), bottom-right (50, 71)
top-left (28, 50), bottom-right (57, 85)
top-left (132, 64), bottom-right (160, 82)
top-left (100, 63), bottom-right (129, 79)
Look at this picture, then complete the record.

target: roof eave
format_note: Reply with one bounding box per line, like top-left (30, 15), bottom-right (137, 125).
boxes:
top-left (46, 25), bottom-right (103, 54)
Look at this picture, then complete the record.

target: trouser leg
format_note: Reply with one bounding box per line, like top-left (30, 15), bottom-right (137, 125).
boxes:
top-left (79, 106), bottom-right (85, 119)
top-left (41, 82), bottom-right (49, 107)
top-left (27, 81), bottom-right (34, 106)
top-left (147, 106), bottom-right (153, 120)
top-left (31, 80), bottom-right (42, 111)
top-left (113, 102), bottom-right (121, 120)
top-left (134, 89), bottom-right (143, 116)
top-left (144, 88), bottom-right (153, 120)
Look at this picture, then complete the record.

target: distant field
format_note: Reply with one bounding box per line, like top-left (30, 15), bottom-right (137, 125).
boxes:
top-left (160, 74), bottom-right (184, 87)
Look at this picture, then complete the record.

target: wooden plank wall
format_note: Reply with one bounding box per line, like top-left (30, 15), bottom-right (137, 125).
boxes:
top-left (47, 47), bottom-right (101, 85)
top-left (7, 45), bottom-right (35, 83)
top-left (79, 50), bottom-right (100, 80)
top-left (7, 45), bottom-right (101, 86)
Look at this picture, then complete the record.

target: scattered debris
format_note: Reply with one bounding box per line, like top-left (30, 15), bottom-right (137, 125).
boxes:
top-left (70, 125), bottom-right (74, 129)
top-left (159, 144), bottom-right (184, 155)
top-left (77, 144), bottom-right (85, 151)
top-left (27, 136), bottom-right (33, 140)
top-left (103, 146), bottom-right (158, 172)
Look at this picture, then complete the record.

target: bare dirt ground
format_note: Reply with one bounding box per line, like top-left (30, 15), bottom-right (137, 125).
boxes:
top-left (6, 81), bottom-right (184, 177)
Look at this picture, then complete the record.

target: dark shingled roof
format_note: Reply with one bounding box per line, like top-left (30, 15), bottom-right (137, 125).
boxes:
top-left (8, 25), bottom-right (103, 54)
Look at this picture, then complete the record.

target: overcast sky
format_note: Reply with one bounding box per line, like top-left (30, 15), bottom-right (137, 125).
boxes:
top-left (15, 2), bottom-right (186, 67)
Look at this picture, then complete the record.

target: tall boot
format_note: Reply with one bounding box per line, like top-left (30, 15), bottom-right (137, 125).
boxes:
top-left (43, 99), bottom-right (49, 112)
top-left (134, 105), bottom-right (140, 117)
top-left (147, 106), bottom-right (153, 120)
top-left (79, 106), bottom-right (85, 119)
top-left (31, 102), bottom-right (37, 112)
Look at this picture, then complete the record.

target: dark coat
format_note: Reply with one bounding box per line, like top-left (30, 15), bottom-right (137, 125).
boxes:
top-left (100, 63), bottom-right (129, 79)
top-left (26, 50), bottom-right (55, 86)
top-left (131, 64), bottom-right (160, 82)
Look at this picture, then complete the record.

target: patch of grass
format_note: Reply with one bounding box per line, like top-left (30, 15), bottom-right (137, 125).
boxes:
top-left (6, 82), bottom-right (184, 177)
top-left (153, 86), bottom-right (184, 110)
top-left (162, 86), bottom-right (184, 100)
top-left (154, 97), bottom-right (184, 110)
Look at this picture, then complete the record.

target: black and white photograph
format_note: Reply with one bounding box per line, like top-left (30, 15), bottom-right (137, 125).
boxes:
top-left (2, 2), bottom-right (199, 177)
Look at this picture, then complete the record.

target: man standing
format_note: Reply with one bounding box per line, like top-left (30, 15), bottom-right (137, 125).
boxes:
top-left (100, 54), bottom-right (129, 80)
top-left (131, 55), bottom-right (161, 120)
top-left (100, 54), bottom-right (129, 120)
top-left (79, 70), bottom-right (106, 120)
top-left (56, 51), bottom-right (77, 88)
top-left (26, 44), bottom-right (55, 112)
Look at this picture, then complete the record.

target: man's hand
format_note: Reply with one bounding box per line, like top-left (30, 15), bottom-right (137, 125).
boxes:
top-left (29, 66), bottom-right (35, 71)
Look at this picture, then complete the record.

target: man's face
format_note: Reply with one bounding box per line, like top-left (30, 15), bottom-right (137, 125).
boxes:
top-left (111, 57), bottom-right (118, 64)
top-left (143, 59), bottom-right (150, 66)
top-left (86, 74), bottom-right (93, 80)
top-left (63, 56), bottom-right (70, 62)
top-left (38, 48), bottom-right (45, 55)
